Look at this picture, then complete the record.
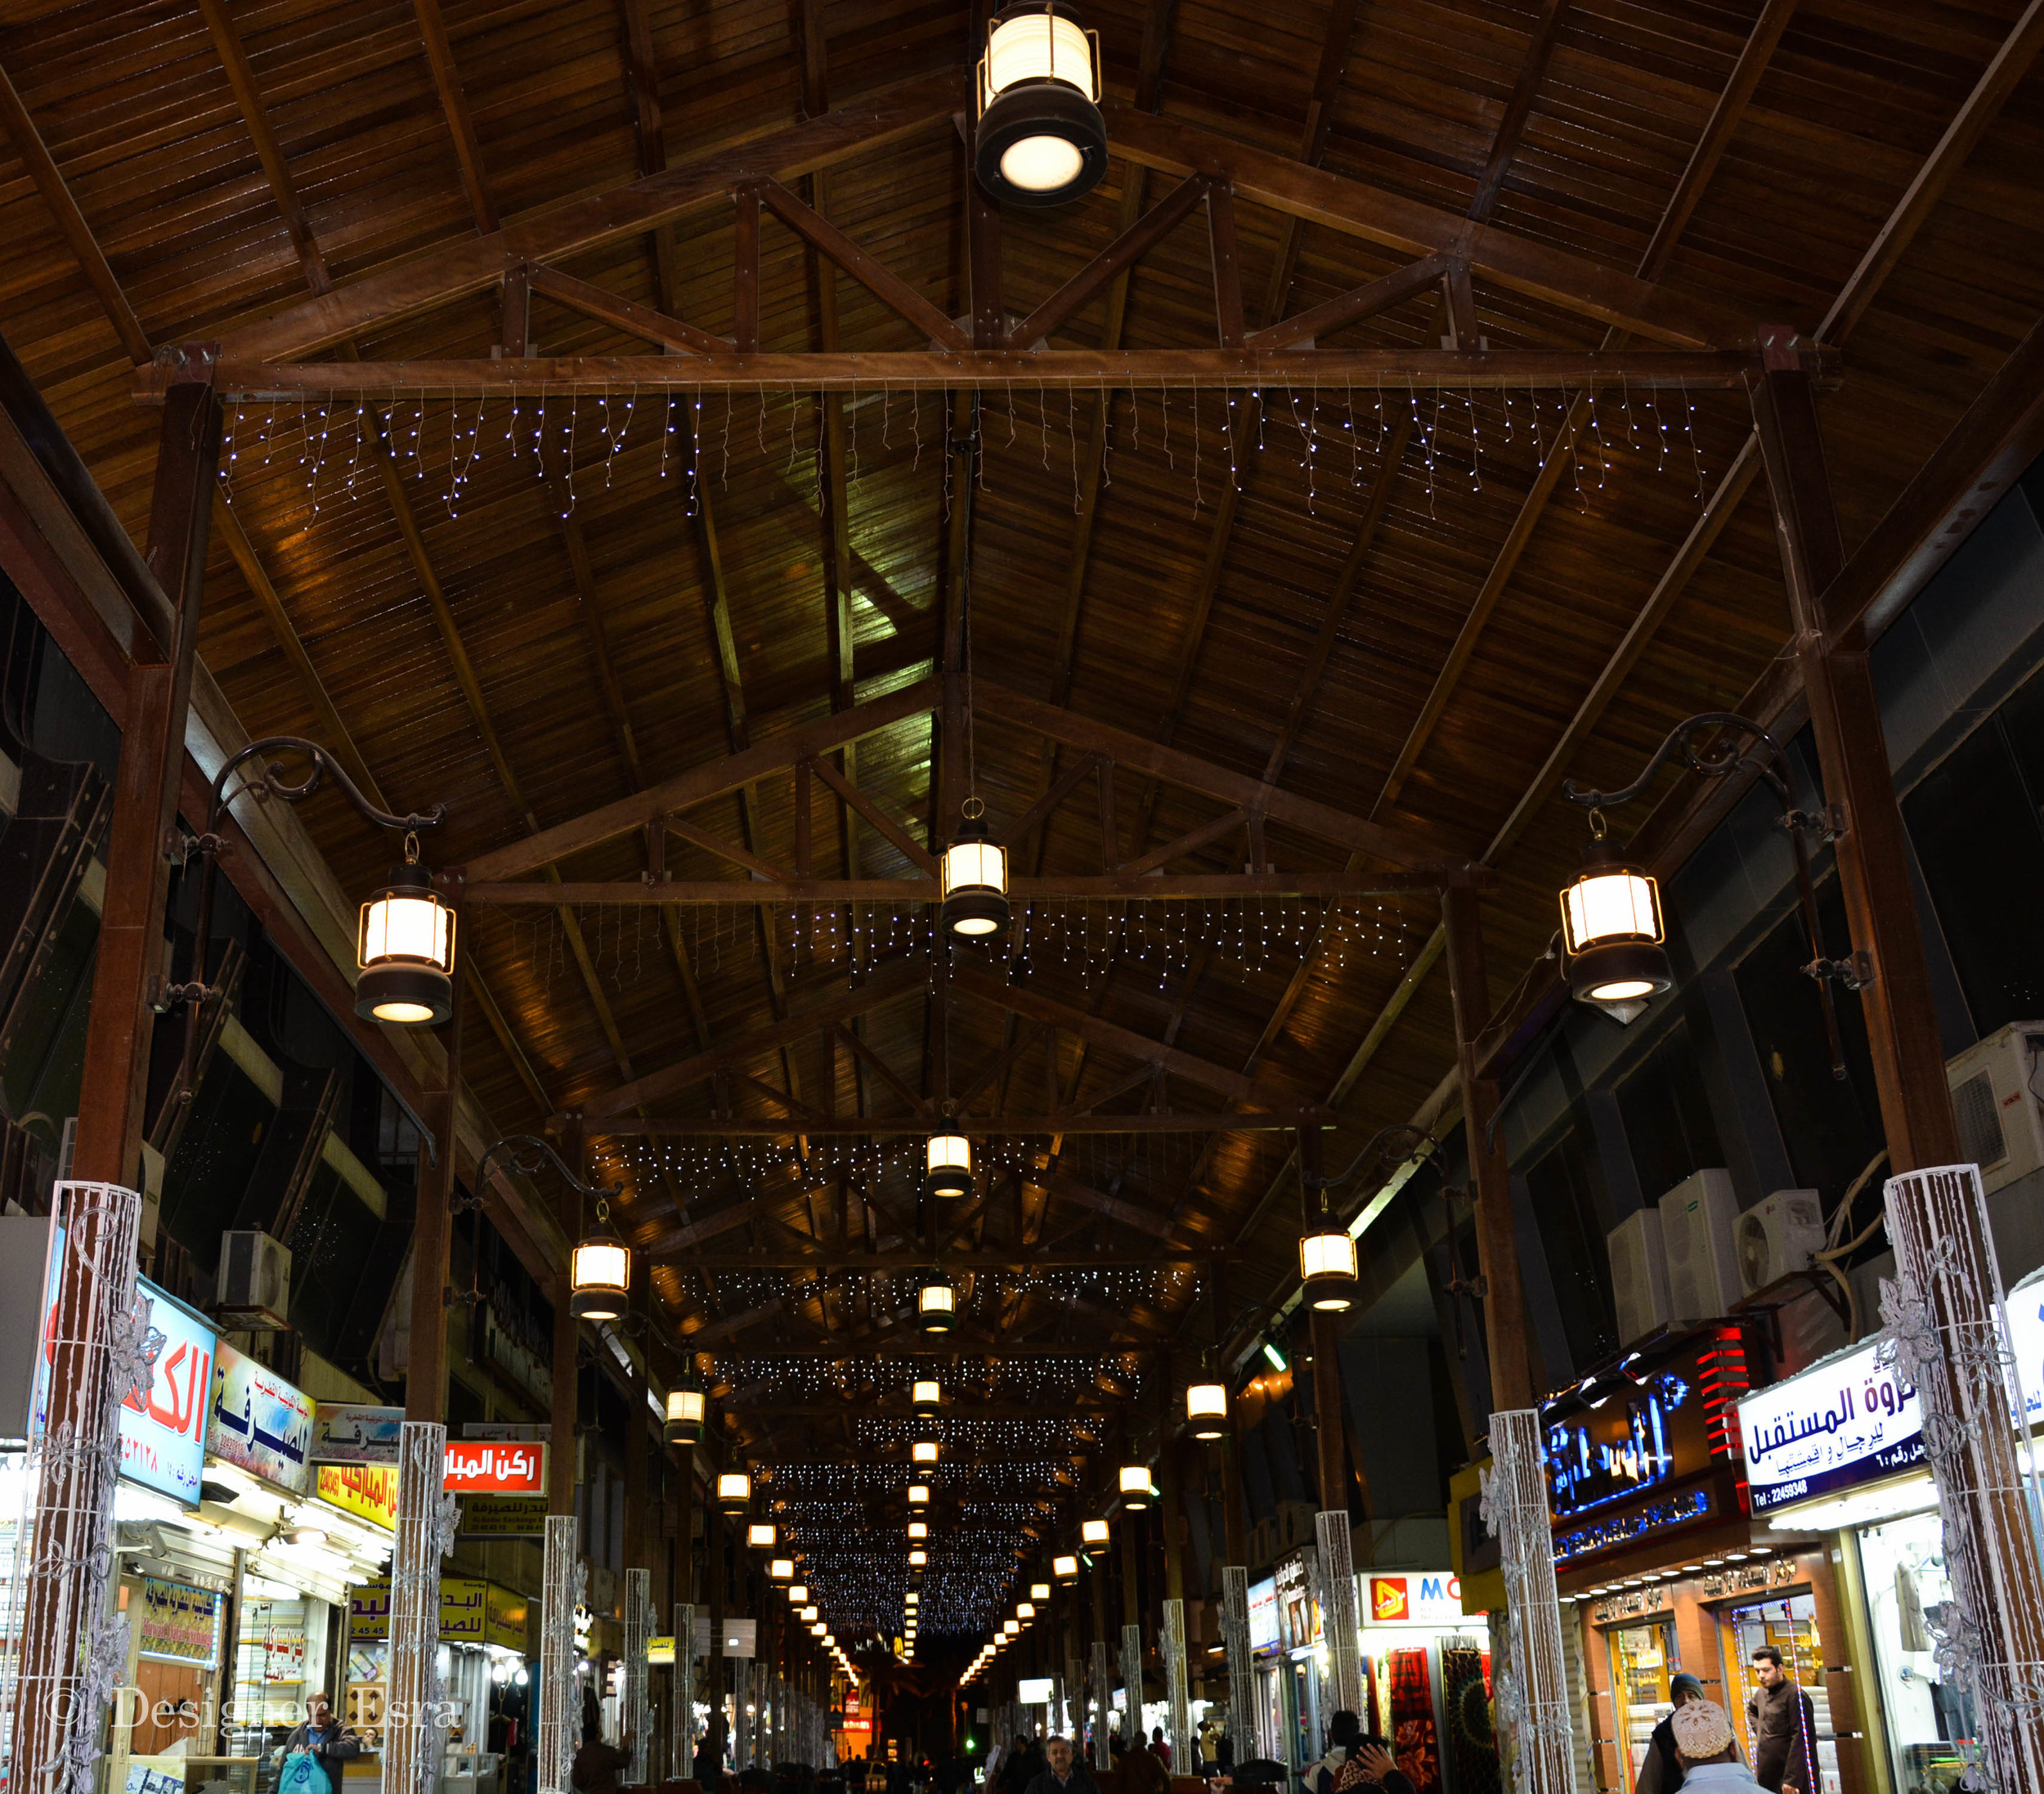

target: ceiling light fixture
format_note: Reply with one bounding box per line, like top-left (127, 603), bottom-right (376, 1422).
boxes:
top-left (973, 2), bottom-right (1106, 207)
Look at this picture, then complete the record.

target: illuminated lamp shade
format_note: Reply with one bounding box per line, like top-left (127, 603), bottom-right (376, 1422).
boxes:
top-left (801, 1606), bottom-right (818, 1621)
top-left (716, 1471), bottom-right (751, 1514)
top-left (1030, 1581), bottom-right (1051, 1602)
top-left (908, 1549), bottom-right (928, 1568)
top-left (1003, 1620), bottom-right (1020, 1636)
top-left (917, 1272), bottom-right (957, 1335)
top-left (912, 1439), bottom-right (939, 1465)
top-left (908, 1484), bottom-right (930, 1507)
top-left (904, 1591), bottom-right (919, 1606)
top-left (1300, 1222), bottom-right (1359, 1312)
top-left (1016, 1603), bottom-right (1035, 1620)
top-left (747, 1523), bottom-right (777, 1550)
top-left (912, 1378), bottom-right (944, 1415)
top-left (1118, 1464), bottom-right (1151, 1510)
top-left (1053, 1554), bottom-right (1078, 1581)
top-left (570, 1203), bottom-right (631, 1321)
top-left (1081, 1518), bottom-right (1109, 1546)
top-left (923, 1127), bottom-right (975, 1200)
top-left (973, 2), bottom-right (1105, 208)
top-left (664, 1379), bottom-right (706, 1446)
top-left (939, 802), bottom-right (1011, 940)
top-left (812, 1623), bottom-right (827, 1638)
top-left (769, 1558), bottom-right (795, 1582)
top-left (787, 1585), bottom-right (809, 1603)
top-left (355, 855), bottom-right (456, 1024)
top-left (1186, 1379), bottom-right (1227, 1441)
top-left (1558, 832), bottom-right (1672, 1011)
top-left (908, 1521), bottom-right (929, 1541)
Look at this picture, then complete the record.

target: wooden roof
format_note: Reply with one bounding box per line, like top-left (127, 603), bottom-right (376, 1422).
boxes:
top-left (2, 0), bottom-right (2041, 1641)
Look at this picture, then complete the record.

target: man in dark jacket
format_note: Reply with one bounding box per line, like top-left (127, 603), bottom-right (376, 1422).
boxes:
top-left (1635, 1673), bottom-right (1706, 1794)
top-left (571, 1721), bottom-right (632, 1794)
top-left (1022, 1735), bottom-right (1100, 1794)
top-left (279, 1693), bottom-right (362, 1778)
top-left (1746, 1648), bottom-right (1814, 1794)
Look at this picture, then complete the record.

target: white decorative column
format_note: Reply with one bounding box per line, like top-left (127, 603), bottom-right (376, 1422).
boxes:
top-left (386, 1422), bottom-right (457, 1794)
top-left (1314, 1512), bottom-right (1365, 1717)
top-left (672, 1603), bottom-right (696, 1779)
top-left (1882, 1163), bottom-right (2044, 1791)
top-left (1482, 1408), bottom-right (1572, 1794)
top-left (2, 1182), bottom-right (143, 1794)
top-left (1083, 1642), bottom-right (1106, 1765)
top-left (538, 1514), bottom-right (580, 1794)
top-left (1220, 1566), bottom-right (1253, 1760)
top-left (1120, 1623), bottom-right (1144, 1752)
top-left (622, 1568), bottom-right (651, 1783)
top-left (1162, 1599), bottom-right (1192, 1771)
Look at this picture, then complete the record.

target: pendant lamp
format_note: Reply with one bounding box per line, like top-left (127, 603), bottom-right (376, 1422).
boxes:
top-left (973, 3), bottom-right (1107, 208)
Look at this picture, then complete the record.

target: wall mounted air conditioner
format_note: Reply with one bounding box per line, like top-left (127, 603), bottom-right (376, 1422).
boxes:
top-left (1657, 1168), bottom-right (1741, 1321)
top-left (217, 1229), bottom-right (293, 1329)
top-left (1607, 1207), bottom-right (1670, 1346)
top-left (1736, 1188), bottom-right (1825, 1294)
top-left (1946, 1021), bottom-right (2044, 1196)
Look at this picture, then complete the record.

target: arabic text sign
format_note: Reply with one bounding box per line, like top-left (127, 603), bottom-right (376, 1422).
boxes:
top-left (207, 1341), bottom-right (316, 1496)
top-left (458, 1495), bottom-right (549, 1537)
top-left (121, 1280), bottom-right (215, 1505)
top-left (137, 1576), bottom-right (223, 1666)
top-left (1736, 1337), bottom-right (1925, 1514)
top-left (1363, 1573), bottom-right (1465, 1629)
top-left (312, 1402), bottom-right (404, 1465)
top-left (443, 1439), bottom-right (547, 1494)
top-left (316, 1463), bottom-right (401, 1531)
top-left (1247, 1576), bottom-right (1279, 1657)
top-left (349, 1578), bottom-right (527, 1649)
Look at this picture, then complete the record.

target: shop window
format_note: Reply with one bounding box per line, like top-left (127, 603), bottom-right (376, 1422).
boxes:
top-left (1607, 1619), bottom-right (1678, 1787)
top-left (1856, 1509), bottom-right (1975, 1790)
top-left (1736, 880), bottom-right (1885, 1204)
top-left (1615, 1020), bottom-right (1724, 1206)
top-left (159, 1054), bottom-right (275, 1276)
top-left (1524, 1119), bottom-right (1617, 1372)
top-left (1904, 666), bottom-right (2044, 1038)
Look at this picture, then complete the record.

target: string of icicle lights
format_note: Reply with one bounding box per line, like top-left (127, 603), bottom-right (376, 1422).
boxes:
top-left (650, 1267), bottom-right (1195, 1316)
top-left (702, 1359), bottom-right (1150, 1404)
top-left (216, 379), bottom-right (1723, 529)
top-left (496, 897), bottom-right (1428, 1002)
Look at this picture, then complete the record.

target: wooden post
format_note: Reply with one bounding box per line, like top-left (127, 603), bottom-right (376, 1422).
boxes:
top-left (1157, 1388), bottom-right (1186, 1605)
top-left (1299, 1128), bottom-right (1351, 1514)
top-left (405, 880), bottom-right (464, 1423)
top-left (1441, 882), bottom-right (1535, 1414)
top-left (1751, 330), bottom-right (1961, 1171)
top-left (71, 366), bottom-right (221, 1186)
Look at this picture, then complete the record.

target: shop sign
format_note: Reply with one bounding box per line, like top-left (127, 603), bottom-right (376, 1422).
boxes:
top-left (316, 1462), bottom-right (400, 1531)
top-left (1553, 1485), bottom-right (1716, 1563)
top-left (2005, 1267), bottom-right (2044, 1428)
top-left (137, 1576), bottom-right (223, 1666)
top-left (206, 1341), bottom-right (316, 1496)
top-left (1274, 1551), bottom-right (1320, 1653)
top-left (1247, 1576), bottom-right (1280, 1657)
top-left (1362, 1573), bottom-right (1464, 1628)
top-left (1017, 1676), bottom-right (1053, 1703)
top-left (349, 1578), bottom-right (527, 1648)
top-left (311, 1402), bottom-right (403, 1464)
top-left (648, 1636), bottom-right (675, 1666)
top-left (443, 1439), bottom-right (547, 1494)
top-left (458, 1494), bottom-right (549, 1536)
top-left (1544, 1330), bottom-right (1751, 1523)
top-left (119, 1280), bottom-right (216, 1506)
top-left (459, 1422), bottom-right (549, 1442)
top-left (1736, 1335), bottom-right (1925, 1514)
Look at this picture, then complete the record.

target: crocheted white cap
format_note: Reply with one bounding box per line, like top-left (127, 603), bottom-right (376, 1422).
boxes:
top-left (1670, 1699), bottom-right (1736, 1760)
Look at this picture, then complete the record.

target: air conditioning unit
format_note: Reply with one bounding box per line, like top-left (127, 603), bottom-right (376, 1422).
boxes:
top-left (1658, 1169), bottom-right (1741, 1321)
top-left (1946, 1021), bottom-right (2044, 1196)
top-left (1607, 1207), bottom-right (1670, 1346)
top-left (1736, 1189), bottom-right (1825, 1294)
top-left (217, 1230), bottom-right (293, 1329)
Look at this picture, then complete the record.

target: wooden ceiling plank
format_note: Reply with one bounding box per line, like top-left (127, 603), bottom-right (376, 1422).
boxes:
top-left (833, 1020), bottom-right (929, 1116)
top-left (1009, 174), bottom-right (1213, 352)
top-left (664, 812), bottom-right (790, 881)
top-left (1464, 0), bottom-right (1571, 223)
top-left (759, 179), bottom-right (970, 350)
top-left (809, 752), bottom-right (941, 876)
top-left (1247, 254), bottom-right (1454, 351)
top-left (411, 0), bottom-right (500, 233)
top-left (468, 870), bottom-right (1481, 903)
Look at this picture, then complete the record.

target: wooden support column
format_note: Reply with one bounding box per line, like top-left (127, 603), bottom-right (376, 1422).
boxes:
top-left (1441, 883), bottom-right (1534, 1415)
top-left (550, 1115), bottom-right (584, 1515)
top-left (1751, 332), bottom-right (1961, 1171)
top-left (405, 880), bottom-right (465, 1423)
top-left (1158, 1393), bottom-right (1186, 1604)
top-left (1299, 1129), bottom-right (1351, 1512)
top-left (72, 367), bottom-right (222, 1186)
top-left (675, 1420), bottom-right (697, 1601)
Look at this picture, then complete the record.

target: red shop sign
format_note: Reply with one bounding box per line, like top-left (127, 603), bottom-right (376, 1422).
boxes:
top-left (443, 1440), bottom-right (548, 1494)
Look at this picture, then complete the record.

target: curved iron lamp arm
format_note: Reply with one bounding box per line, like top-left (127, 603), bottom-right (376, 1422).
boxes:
top-left (1302, 1123), bottom-right (1437, 1193)
top-left (459, 1132), bottom-right (623, 1213)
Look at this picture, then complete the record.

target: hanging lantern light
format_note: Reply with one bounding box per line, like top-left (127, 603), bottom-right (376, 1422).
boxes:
top-left (912, 1439), bottom-right (940, 1465)
top-left (1081, 1518), bottom-right (1109, 1546)
top-left (570, 1195), bottom-right (631, 1321)
top-left (917, 1270), bottom-right (956, 1335)
top-left (908, 1549), bottom-right (928, 1568)
top-left (769, 1557), bottom-right (795, 1581)
top-left (1030, 1581), bottom-right (1051, 1602)
top-left (1003, 1619), bottom-right (1020, 1637)
top-left (908, 1483), bottom-right (930, 1507)
top-left (1185, 1377), bottom-right (1227, 1441)
top-left (717, 1471), bottom-right (751, 1514)
top-left (1053, 1553), bottom-right (1078, 1581)
top-left (908, 1520), bottom-right (929, 1541)
top-left (923, 1123), bottom-right (975, 1199)
top-left (973, 2), bottom-right (1106, 209)
top-left (355, 841), bottom-right (458, 1024)
top-left (1558, 822), bottom-right (1672, 1009)
top-left (801, 1605), bottom-right (818, 1622)
top-left (787, 1585), bottom-right (808, 1603)
top-left (747, 1523), bottom-right (777, 1550)
top-left (939, 800), bottom-right (1011, 939)
top-left (664, 1376), bottom-right (707, 1446)
top-left (1300, 1191), bottom-right (1360, 1312)
top-left (904, 1591), bottom-right (920, 1607)
top-left (1016, 1602), bottom-right (1036, 1621)
top-left (1118, 1464), bottom-right (1152, 1509)
top-left (912, 1378), bottom-right (943, 1415)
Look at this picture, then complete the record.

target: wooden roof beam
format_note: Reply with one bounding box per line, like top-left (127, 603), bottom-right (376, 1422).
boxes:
top-left (412, 0), bottom-right (499, 233)
top-left (1464, 0), bottom-right (1571, 222)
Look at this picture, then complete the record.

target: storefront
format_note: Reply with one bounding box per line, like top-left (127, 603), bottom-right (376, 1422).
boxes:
top-left (1273, 1550), bottom-right (1323, 1770)
top-left (1356, 1572), bottom-right (1492, 1794)
top-left (1545, 1322), bottom-right (1854, 1794)
top-left (1246, 1572), bottom-right (1283, 1763)
top-left (1737, 1325), bottom-right (1967, 1794)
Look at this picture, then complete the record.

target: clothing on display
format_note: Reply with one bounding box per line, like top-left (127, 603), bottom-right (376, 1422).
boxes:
top-left (1387, 1649), bottom-right (1440, 1794)
top-left (1439, 1645), bottom-right (1496, 1794)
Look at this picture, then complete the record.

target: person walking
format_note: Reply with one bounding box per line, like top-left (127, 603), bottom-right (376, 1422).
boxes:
top-left (1022, 1735), bottom-right (1100, 1794)
top-left (1745, 1648), bottom-right (1814, 1794)
top-left (277, 1692), bottom-right (361, 1792)
top-left (571, 1720), bottom-right (633, 1794)
top-left (1669, 1702), bottom-right (1759, 1787)
top-left (1635, 1673), bottom-right (1708, 1794)
top-left (1149, 1728), bottom-right (1171, 1769)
